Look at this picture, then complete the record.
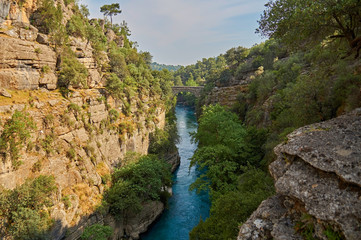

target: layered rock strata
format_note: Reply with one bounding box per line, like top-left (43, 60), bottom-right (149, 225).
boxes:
top-left (0, 88), bottom-right (172, 239)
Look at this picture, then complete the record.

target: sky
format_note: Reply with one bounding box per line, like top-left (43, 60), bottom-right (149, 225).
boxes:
top-left (80, 0), bottom-right (269, 66)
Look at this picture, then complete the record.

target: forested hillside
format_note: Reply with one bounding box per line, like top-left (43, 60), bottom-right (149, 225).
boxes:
top-left (187, 0), bottom-right (361, 239)
top-left (150, 62), bottom-right (182, 72)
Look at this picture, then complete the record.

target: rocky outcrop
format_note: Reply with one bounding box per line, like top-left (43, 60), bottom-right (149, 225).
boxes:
top-left (238, 108), bottom-right (361, 240)
top-left (0, 0), bottom-right (105, 90)
top-left (0, 35), bottom-right (57, 89)
top-left (204, 67), bottom-right (263, 108)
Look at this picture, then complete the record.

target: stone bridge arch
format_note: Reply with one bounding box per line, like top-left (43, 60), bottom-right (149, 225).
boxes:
top-left (171, 86), bottom-right (204, 97)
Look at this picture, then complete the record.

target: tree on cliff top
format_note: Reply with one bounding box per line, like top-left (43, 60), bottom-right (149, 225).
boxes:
top-left (258, 0), bottom-right (361, 57)
top-left (100, 3), bottom-right (122, 25)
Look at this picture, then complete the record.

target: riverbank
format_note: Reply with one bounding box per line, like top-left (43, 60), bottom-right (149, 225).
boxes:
top-left (140, 105), bottom-right (210, 240)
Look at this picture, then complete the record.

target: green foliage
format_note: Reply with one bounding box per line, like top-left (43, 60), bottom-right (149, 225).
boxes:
top-left (81, 224), bottom-right (113, 240)
top-left (0, 175), bottom-right (57, 239)
top-left (258, 0), bottom-right (361, 57)
top-left (0, 110), bottom-right (36, 168)
top-left (151, 62), bottom-right (182, 72)
top-left (41, 65), bottom-right (51, 74)
top-left (105, 73), bottom-right (124, 99)
top-left (67, 147), bottom-right (76, 160)
top-left (66, 13), bottom-right (87, 38)
top-left (100, 3), bottom-right (122, 24)
top-left (324, 226), bottom-right (344, 240)
top-left (35, 0), bottom-right (65, 45)
top-left (61, 195), bottom-right (72, 209)
top-left (103, 155), bottom-right (172, 218)
top-left (64, 0), bottom-right (75, 6)
top-left (189, 105), bottom-right (273, 239)
top-left (148, 115), bottom-right (179, 158)
top-left (41, 133), bottom-right (55, 155)
top-left (58, 49), bottom-right (89, 88)
top-left (173, 56), bottom-right (227, 86)
top-left (190, 105), bottom-right (269, 193)
top-left (190, 168), bottom-right (274, 240)
top-left (108, 109), bottom-right (119, 123)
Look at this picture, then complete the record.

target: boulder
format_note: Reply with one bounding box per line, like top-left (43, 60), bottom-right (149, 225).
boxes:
top-left (0, 88), bottom-right (11, 97)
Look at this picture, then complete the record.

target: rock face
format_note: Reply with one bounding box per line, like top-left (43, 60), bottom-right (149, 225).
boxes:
top-left (204, 67), bottom-right (263, 108)
top-left (0, 88), bottom-right (169, 239)
top-left (238, 108), bottom-right (361, 240)
top-left (0, 36), bottom-right (57, 89)
top-left (0, 0), bottom-right (105, 90)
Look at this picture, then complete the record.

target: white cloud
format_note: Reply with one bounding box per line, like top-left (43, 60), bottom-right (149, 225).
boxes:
top-left (81, 0), bottom-right (268, 65)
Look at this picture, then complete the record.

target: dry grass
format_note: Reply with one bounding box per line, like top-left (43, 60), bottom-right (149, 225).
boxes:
top-left (0, 89), bottom-right (62, 106)
top-left (96, 162), bottom-right (110, 177)
top-left (72, 183), bottom-right (101, 215)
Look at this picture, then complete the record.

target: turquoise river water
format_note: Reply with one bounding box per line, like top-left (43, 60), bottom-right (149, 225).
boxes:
top-left (140, 105), bottom-right (211, 240)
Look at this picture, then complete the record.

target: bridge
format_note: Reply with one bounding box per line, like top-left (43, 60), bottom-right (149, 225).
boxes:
top-left (172, 86), bottom-right (204, 97)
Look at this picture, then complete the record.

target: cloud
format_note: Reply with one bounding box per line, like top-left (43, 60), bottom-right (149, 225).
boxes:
top-left (81, 0), bottom-right (268, 65)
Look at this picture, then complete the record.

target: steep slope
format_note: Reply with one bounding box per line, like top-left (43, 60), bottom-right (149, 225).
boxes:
top-left (238, 108), bottom-right (361, 239)
top-left (0, 0), bottom-right (177, 239)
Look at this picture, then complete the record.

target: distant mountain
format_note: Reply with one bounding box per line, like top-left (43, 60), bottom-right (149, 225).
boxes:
top-left (151, 62), bottom-right (182, 72)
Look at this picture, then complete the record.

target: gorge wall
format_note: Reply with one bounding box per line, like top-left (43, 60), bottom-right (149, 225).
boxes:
top-left (0, 0), bottom-right (177, 239)
top-left (238, 108), bottom-right (361, 240)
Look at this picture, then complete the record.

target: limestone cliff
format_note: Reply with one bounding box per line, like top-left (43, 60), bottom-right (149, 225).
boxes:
top-left (238, 108), bottom-right (361, 240)
top-left (0, 0), bottom-right (103, 90)
top-left (0, 88), bottom-right (170, 239)
top-left (0, 1), bottom-right (178, 239)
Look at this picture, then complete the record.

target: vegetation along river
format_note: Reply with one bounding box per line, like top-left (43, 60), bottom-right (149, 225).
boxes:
top-left (141, 105), bottom-right (211, 240)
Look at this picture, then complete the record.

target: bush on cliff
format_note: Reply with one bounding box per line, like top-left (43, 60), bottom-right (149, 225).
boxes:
top-left (0, 110), bottom-right (36, 169)
top-left (58, 49), bottom-right (89, 89)
top-left (103, 155), bottom-right (172, 219)
top-left (0, 175), bottom-right (57, 240)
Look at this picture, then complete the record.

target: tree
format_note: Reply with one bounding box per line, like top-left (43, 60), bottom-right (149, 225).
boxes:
top-left (258, 0), bottom-right (361, 57)
top-left (185, 73), bottom-right (198, 86)
top-left (80, 4), bottom-right (90, 19)
top-left (104, 155), bottom-right (172, 218)
top-left (174, 76), bottom-right (183, 86)
top-left (100, 3), bottom-right (122, 25)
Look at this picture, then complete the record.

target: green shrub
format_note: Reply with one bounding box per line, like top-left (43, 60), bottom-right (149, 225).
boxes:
top-left (0, 175), bottom-right (57, 239)
top-left (104, 155), bottom-right (171, 218)
top-left (58, 49), bottom-right (89, 89)
top-left (34, 48), bottom-right (41, 54)
top-left (108, 109), bottom-right (119, 123)
top-left (80, 224), bottom-right (113, 240)
top-left (41, 65), bottom-right (51, 74)
top-left (67, 148), bottom-right (76, 160)
top-left (190, 168), bottom-right (274, 240)
top-left (68, 103), bottom-right (81, 120)
top-left (105, 73), bottom-right (124, 99)
top-left (34, 0), bottom-right (66, 45)
top-left (0, 110), bottom-right (36, 168)
top-left (61, 195), bottom-right (72, 209)
top-left (41, 133), bottom-right (55, 155)
top-left (66, 14), bottom-right (86, 38)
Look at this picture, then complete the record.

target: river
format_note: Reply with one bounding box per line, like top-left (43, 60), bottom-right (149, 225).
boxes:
top-left (140, 105), bottom-right (211, 240)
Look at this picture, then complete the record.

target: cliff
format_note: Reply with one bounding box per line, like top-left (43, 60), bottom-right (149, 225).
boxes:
top-left (238, 108), bottom-right (361, 240)
top-left (0, 0), bottom-right (178, 239)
